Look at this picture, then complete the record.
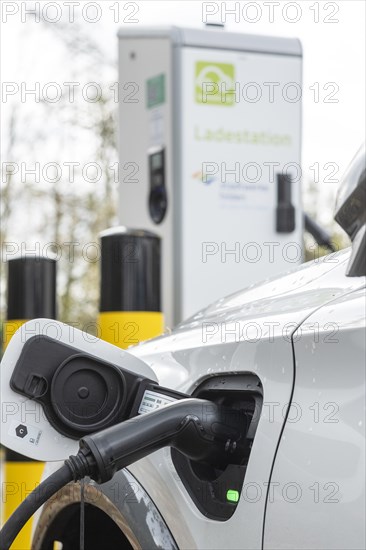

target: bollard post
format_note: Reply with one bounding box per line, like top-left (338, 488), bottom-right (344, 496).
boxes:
top-left (2, 256), bottom-right (56, 549)
top-left (98, 227), bottom-right (164, 348)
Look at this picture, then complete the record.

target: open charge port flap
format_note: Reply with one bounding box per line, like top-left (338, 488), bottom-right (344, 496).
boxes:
top-left (171, 374), bottom-right (263, 521)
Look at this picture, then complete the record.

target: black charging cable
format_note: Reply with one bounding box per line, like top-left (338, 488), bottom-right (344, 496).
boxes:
top-left (0, 464), bottom-right (73, 550)
top-left (0, 398), bottom-right (248, 550)
top-left (304, 213), bottom-right (337, 252)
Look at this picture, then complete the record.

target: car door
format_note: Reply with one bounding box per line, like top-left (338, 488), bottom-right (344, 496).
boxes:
top-left (263, 285), bottom-right (366, 550)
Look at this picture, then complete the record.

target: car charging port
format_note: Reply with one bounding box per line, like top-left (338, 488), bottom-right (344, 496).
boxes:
top-left (171, 374), bottom-right (263, 521)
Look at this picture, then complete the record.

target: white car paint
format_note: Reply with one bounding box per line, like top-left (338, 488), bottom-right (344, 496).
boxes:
top-left (126, 248), bottom-right (365, 549)
top-left (264, 286), bottom-right (365, 550)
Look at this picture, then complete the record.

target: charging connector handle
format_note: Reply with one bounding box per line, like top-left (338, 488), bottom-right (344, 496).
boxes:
top-left (0, 398), bottom-right (248, 550)
top-left (78, 398), bottom-right (248, 483)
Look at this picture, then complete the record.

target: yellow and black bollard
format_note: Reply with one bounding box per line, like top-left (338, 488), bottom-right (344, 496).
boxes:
top-left (98, 227), bottom-right (164, 348)
top-left (2, 256), bottom-right (56, 550)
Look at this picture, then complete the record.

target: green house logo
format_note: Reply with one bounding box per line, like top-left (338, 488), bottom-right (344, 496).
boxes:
top-left (195, 61), bottom-right (235, 106)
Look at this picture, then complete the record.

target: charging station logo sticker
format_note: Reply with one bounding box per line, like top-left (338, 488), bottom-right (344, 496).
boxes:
top-left (195, 61), bottom-right (235, 106)
top-left (9, 420), bottom-right (42, 446)
top-left (147, 74), bottom-right (165, 109)
top-left (192, 169), bottom-right (216, 185)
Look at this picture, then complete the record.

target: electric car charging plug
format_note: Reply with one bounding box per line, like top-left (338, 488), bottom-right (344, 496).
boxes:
top-left (0, 398), bottom-right (249, 550)
top-left (74, 397), bottom-right (248, 483)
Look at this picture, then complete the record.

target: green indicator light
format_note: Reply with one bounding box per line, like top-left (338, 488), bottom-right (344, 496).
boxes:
top-left (226, 490), bottom-right (239, 503)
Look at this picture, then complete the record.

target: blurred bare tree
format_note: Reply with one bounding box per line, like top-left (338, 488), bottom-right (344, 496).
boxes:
top-left (1, 17), bottom-right (118, 330)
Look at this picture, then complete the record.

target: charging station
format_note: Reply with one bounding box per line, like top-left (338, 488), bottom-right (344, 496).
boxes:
top-left (118, 26), bottom-right (303, 327)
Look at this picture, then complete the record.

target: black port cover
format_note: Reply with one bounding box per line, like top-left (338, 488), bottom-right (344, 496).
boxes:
top-left (10, 336), bottom-right (154, 439)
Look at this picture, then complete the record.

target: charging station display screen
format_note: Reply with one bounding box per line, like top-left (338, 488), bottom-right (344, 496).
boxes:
top-left (149, 149), bottom-right (165, 190)
top-left (151, 152), bottom-right (163, 171)
top-left (148, 147), bottom-right (167, 224)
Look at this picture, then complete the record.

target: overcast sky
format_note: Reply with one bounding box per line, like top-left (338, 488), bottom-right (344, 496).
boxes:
top-left (1, 0), bottom-right (365, 232)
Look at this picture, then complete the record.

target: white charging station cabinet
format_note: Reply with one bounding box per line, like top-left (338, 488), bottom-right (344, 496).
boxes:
top-left (118, 26), bottom-right (303, 327)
